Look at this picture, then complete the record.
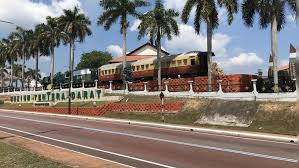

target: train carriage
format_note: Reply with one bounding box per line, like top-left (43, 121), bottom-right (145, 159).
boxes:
top-left (98, 51), bottom-right (213, 83)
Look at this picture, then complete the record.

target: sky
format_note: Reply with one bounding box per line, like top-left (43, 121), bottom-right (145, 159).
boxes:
top-left (0, 0), bottom-right (298, 78)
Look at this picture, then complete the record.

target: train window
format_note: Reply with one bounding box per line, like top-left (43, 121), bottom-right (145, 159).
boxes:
top-left (108, 70), bottom-right (111, 74)
top-left (132, 66), bottom-right (135, 71)
top-left (141, 65), bottom-right (144, 70)
top-left (105, 70), bottom-right (107, 75)
top-left (145, 64), bottom-right (149, 69)
top-left (191, 59), bottom-right (196, 65)
top-left (171, 61), bottom-right (176, 66)
top-left (136, 66), bottom-right (140, 71)
top-left (167, 61), bottom-right (171, 67)
top-left (177, 60), bottom-right (182, 66)
top-left (112, 69), bottom-right (115, 74)
top-left (183, 59), bottom-right (188, 65)
top-left (150, 64), bottom-right (154, 67)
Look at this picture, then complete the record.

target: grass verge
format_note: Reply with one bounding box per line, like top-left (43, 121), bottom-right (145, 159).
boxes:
top-left (103, 109), bottom-right (297, 136)
top-left (0, 142), bottom-right (69, 168)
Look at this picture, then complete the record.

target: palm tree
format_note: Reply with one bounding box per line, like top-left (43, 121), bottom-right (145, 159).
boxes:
top-left (58, 6), bottom-right (92, 82)
top-left (12, 64), bottom-right (22, 88)
top-left (138, 0), bottom-right (179, 91)
top-left (98, 0), bottom-right (150, 74)
top-left (42, 16), bottom-right (66, 87)
top-left (182, 0), bottom-right (238, 92)
top-left (0, 65), bottom-right (8, 88)
top-left (30, 24), bottom-right (49, 88)
top-left (1, 37), bottom-right (18, 87)
top-left (9, 27), bottom-right (33, 89)
top-left (242, 0), bottom-right (295, 92)
top-left (25, 68), bottom-right (41, 87)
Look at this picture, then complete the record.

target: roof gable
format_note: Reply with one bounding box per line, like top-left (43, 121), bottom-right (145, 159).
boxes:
top-left (126, 42), bottom-right (169, 56)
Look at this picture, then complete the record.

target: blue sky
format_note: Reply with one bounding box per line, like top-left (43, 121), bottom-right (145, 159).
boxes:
top-left (0, 0), bottom-right (297, 77)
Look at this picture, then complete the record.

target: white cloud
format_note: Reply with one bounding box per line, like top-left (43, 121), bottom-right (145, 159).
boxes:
top-left (129, 19), bottom-right (141, 32)
top-left (216, 52), bottom-right (264, 74)
top-left (165, 24), bottom-right (231, 56)
top-left (0, 0), bottom-right (82, 32)
top-left (106, 45), bottom-right (123, 57)
top-left (164, 0), bottom-right (186, 12)
top-left (287, 14), bottom-right (295, 23)
top-left (40, 56), bottom-right (51, 63)
top-left (230, 53), bottom-right (263, 66)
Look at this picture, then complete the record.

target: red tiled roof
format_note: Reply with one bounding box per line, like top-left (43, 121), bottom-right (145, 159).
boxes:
top-left (278, 64), bottom-right (289, 71)
top-left (109, 55), bottom-right (156, 63)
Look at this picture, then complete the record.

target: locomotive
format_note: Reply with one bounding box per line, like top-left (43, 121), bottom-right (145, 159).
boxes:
top-left (98, 51), bottom-right (213, 83)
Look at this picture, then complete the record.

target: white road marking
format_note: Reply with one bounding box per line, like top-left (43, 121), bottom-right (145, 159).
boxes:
top-left (0, 114), bottom-right (297, 163)
top-left (0, 131), bottom-right (134, 168)
top-left (0, 125), bottom-right (175, 168)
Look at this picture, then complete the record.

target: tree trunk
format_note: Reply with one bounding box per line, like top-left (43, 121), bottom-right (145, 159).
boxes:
top-left (70, 40), bottom-right (75, 82)
top-left (122, 27), bottom-right (127, 71)
top-left (50, 47), bottom-right (55, 87)
top-left (21, 51), bottom-right (25, 89)
top-left (207, 22), bottom-right (213, 92)
top-left (157, 26), bottom-right (162, 91)
top-left (272, 16), bottom-right (279, 93)
top-left (10, 60), bottom-right (13, 87)
top-left (35, 49), bottom-right (39, 88)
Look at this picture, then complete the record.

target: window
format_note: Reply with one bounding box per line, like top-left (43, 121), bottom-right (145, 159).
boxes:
top-left (136, 66), bottom-right (140, 71)
top-left (115, 69), bottom-right (118, 73)
top-left (105, 70), bottom-right (107, 75)
top-left (145, 64), bottom-right (149, 69)
top-left (132, 66), bottom-right (135, 71)
top-left (141, 65), bottom-right (144, 70)
top-left (112, 69), bottom-right (115, 74)
top-left (177, 60), bottom-right (182, 66)
top-left (108, 70), bottom-right (111, 75)
top-left (167, 61), bottom-right (171, 67)
top-left (191, 59), bottom-right (196, 65)
top-left (183, 59), bottom-right (188, 65)
top-left (171, 61), bottom-right (176, 66)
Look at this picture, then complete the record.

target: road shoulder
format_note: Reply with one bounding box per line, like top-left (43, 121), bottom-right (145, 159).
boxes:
top-left (0, 131), bottom-right (127, 168)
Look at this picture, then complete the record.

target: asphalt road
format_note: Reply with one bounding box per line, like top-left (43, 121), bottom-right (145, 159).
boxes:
top-left (0, 110), bottom-right (297, 168)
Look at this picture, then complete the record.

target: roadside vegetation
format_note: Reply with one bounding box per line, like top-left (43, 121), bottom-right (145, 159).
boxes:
top-left (103, 97), bottom-right (297, 136)
top-left (0, 142), bottom-right (69, 168)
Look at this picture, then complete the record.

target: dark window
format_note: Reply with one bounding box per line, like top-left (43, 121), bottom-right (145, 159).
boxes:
top-left (191, 59), bottom-right (196, 65)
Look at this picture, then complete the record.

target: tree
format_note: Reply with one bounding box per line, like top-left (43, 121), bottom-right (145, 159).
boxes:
top-left (0, 39), bottom-right (10, 87)
top-left (98, 0), bottom-right (149, 74)
top-left (9, 27), bottom-right (33, 88)
top-left (211, 62), bottom-right (224, 77)
top-left (138, 0), bottom-right (179, 91)
top-left (0, 64), bottom-right (8, 88)
top-left (53, 72), bottom-right (67, 84)
top-left (42, 16), bottom-right (66, 87)
top-left (30, 24), bottom-right (49, 88)
top-left (12, 64), bottom-right (22, 87)
top-left (25, 68), bottom-right (41, 86)
top-left (182, 0), bottom-right (238, 91)
top-left (76, 50), bottom-right (112, 71)
top-left (58, 6), bottom-right (92, 82)
top-left (242, 0), bottom-right (295, 92)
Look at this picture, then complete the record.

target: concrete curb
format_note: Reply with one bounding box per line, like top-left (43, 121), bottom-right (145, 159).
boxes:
top-left (0, 109), bottom-right (296, 144)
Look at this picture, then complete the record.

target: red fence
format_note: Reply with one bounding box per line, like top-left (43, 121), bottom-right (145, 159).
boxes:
top-left (0, 101), bottom-right (184, 116)
top-left (125, 74), bottom-right (256, 92)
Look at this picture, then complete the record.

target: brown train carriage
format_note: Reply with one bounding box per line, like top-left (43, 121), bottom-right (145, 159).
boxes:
top-left (98, 51), bottom-right (210, 83)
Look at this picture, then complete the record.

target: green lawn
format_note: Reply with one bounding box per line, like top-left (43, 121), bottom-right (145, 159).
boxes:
top-left (0, 142), bottom-right (69, 168)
